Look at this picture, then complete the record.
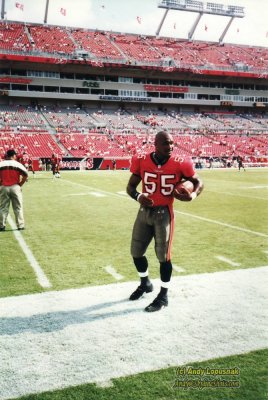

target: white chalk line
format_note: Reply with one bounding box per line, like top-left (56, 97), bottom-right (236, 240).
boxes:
top-left (205, 189), bottom-right (268, 201)
top-left (174, 210), bottom-right (268, 238)
top-left (59, 178), bottom-right (121, 199)
top-left (215, 255), bottom-right (241, 267)
top-left (63, 192), bottom-right (106, 197)
top-left (105, 265), bottom-right (124, 280)
top-left (244, 185), bottom-right (268, 189)
top-left (173, 264), bottom-right (186, 273)
top-left (62, 178), bottom-right (268, 239)
top-left (7, 216), bottom-right (51, 289)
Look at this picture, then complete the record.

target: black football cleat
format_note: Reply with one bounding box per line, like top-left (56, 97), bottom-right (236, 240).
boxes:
top-left (144, 294), bottom-right (168, 312)
top-left (129, 282), bottom-right (153, 301)
top-left (0, 227), bottom-right (5, 231)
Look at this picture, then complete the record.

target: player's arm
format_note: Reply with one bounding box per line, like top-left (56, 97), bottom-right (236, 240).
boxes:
top-left (126, 173), bottom-right (153, 207)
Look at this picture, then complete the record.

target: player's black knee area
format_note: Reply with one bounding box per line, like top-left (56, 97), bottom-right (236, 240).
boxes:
top-left (160, 260), bottom-right (172, 282)
top-left (133, 256), bottom-right (148, 273)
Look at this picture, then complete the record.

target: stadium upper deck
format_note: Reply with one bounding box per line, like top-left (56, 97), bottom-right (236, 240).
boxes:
top-left (0, 20), bottom-right (267, 78)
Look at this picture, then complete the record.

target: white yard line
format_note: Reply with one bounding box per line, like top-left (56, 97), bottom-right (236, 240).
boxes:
top-left (245, 186), bottom-right (268, 189)
top-left (60, 179), bottom-right (121, 199)
top-left (205, 189), bottom-right (268, 201)
top-left (0, 266), bottom-right (267, 400)
top-left (215, 255), bottom-right (241, 267)
top-left (89, 191), bottom-right (107, 197)
top-left (117, 191), bottom-right (128, 196)
top-left (7, 216), bottom-right (51, 289)
top-left (63, 192), bottom-right (93, 196)
top-left (173, 264), bottom-right (186, 273)
top-left (174, 210), bottom-right (268, 238)
top-left (105, 265), bottom-right (124, 280)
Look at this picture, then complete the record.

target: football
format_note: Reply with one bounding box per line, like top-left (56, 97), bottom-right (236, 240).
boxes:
top-left (173, 180), bottom-right (194, 200)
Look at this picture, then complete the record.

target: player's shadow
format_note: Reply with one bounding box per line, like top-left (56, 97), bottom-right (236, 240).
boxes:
top-left (0, 299), bottom-right (144, 336)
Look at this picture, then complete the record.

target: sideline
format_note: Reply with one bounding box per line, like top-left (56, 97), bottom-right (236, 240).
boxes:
top-left (0, 266), bottom-right (267, 400)
top-left (7, 216), bottom-right (51, 289)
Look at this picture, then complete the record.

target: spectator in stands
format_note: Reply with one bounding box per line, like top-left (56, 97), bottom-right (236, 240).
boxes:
top-left (126, 131), bottom-right (203, 312)
top-left (0, 149), bottom-right (28, 231)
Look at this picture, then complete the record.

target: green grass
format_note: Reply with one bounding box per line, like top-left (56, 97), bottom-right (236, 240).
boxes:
top-left (1, 169), bottom-right (267, 297)
top-left (1, 168), bottom-right (268, 400)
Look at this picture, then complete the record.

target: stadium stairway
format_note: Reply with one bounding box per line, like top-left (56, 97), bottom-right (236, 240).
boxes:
top-left (66, 28), bottom-right (82, 53)
top-left (39, 110), bottom-right (71, 156)
top-left (104, 33), bottom-right (128, 61)
top-left (38, 110), bottom-right (57, 135)
top-left (52, 134), bottom-right (70, 156)
top-left (24, 26), bottom-right (35, 48)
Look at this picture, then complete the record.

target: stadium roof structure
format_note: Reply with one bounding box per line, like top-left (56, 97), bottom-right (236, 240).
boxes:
top-left (157, 0), bottom-right (245, 43)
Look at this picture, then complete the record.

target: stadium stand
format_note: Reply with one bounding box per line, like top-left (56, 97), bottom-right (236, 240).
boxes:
top-left (0, 20), bottom-right (267, 167)
top-left (0, 21), bottom-right (267, 72)
top-left (28, 25), bottom-right (75, 55)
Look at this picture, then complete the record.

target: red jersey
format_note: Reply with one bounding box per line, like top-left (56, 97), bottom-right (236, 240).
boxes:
top-left (0, 159), bottom-right (28, 186)
top-left (130, 153), bottom-right (195, 207)
top-left (51, 155), bottom-right (61, 168)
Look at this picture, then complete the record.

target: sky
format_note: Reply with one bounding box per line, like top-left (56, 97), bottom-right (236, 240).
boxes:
top-left (2, 0), bottom-right (268, 47)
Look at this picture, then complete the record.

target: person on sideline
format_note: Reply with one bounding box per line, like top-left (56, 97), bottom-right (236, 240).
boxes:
top-left (237, 155), bottom-right (246, 171)
top-left (126, 131), bottom-right (203, 312)
top-left (51, 153), bottom-right (61, 178)
top-left (0, 149), bottom-right (28, 231)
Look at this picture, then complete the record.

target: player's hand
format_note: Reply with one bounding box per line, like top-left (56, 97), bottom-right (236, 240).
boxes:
top-left (138, 193), bottom-right (154, 207)
top-left (175, 188), bottom-right (193, 202)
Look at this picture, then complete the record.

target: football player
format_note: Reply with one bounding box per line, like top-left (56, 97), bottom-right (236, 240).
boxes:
top-left (126, 131), bottom-right (203, 312)
top-left (51, 153), bottom-right (61, 178)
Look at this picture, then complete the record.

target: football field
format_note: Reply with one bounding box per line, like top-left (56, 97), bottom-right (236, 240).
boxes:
top-left (0, 168), bottom-right (267, 400)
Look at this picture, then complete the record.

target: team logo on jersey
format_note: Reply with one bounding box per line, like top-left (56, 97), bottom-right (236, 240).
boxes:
top-left (174, 156), bottom-right (184, 163)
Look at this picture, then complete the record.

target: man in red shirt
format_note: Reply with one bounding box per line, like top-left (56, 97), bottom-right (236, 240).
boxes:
top-left (0, 149), bottom-right (28, 231)
top-left (126, 131), bottom-right (203, 312)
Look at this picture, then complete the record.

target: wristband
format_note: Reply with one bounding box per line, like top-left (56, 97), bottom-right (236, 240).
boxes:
top-left (137, 193), bottom-right (142, 202)
top-left (130, 190), bottom-right (141, 201)
top-left (191, 192), bottom-right (197, 200)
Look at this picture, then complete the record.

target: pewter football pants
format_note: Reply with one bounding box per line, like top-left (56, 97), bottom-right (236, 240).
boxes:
top-left (131, 205), bottom-right (174, 263)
